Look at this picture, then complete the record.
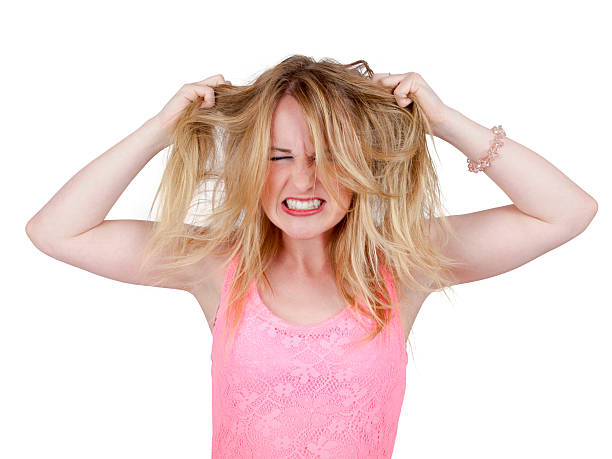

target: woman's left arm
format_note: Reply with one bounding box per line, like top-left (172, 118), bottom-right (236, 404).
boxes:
top-left (433, 107), bottom-right (597, 227)
top-left (371, 72), bottom-right (598, 286)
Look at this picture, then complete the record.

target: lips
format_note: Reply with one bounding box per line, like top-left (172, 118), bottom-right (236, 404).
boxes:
top-left (281, 199), bottom-right (326, 216)
top-left (282, 197), bottom-right (326, 208)
top-left (283, 197), bottom-right (326, 202)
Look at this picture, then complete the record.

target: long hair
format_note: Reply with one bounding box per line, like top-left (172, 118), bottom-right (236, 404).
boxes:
top-left (140, 55), bottom-right (461, 356)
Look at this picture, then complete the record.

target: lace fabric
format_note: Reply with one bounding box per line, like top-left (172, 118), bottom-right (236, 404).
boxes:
top-left (210, 255), bottom-right (408, 458)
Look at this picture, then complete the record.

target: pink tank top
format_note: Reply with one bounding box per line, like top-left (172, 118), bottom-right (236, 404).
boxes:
top-left (210, 255), bottom-right (408, 458)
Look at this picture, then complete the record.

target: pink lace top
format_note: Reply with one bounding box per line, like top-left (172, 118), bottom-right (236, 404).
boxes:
top-left (210, 255), bottom-right (408, 458)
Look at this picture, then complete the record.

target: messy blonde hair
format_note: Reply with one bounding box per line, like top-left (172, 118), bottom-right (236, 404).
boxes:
top-left (140, 55), bottom-right (460, 357)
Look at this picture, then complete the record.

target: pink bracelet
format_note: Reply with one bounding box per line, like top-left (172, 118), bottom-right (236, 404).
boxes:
top-left (467, 125), bottom-right (506, 173)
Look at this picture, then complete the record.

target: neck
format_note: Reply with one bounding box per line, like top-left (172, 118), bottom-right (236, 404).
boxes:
top-left (276, 233), bottom-right (332, 276)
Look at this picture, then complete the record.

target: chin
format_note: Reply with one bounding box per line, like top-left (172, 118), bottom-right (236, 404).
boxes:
top-left (279, 226), bottom-right (329, 240)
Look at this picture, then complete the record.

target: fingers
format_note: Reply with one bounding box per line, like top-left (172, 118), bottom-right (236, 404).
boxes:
top-left (393, 78), bottom-right (414, 107)
top-left (187, 74), bottom-right (232, 108)
top-left (370, 72), bottom-right (423, 107)
top-left (180, 83), bottom-right (215, 108)
top-left (199, 74), bottom-right (227, 86)
top-left (371, 71), bottom-right (421, 87)
top-left (202, 74), bottom-right (232, 87)
top-left (198, 86), bottom-right (216, 108)
top-left (370, 73), bottom-right (390, 84)
top-left (370, 72), bottom-right (403, 89)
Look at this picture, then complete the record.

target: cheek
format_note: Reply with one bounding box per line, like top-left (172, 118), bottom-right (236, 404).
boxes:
top-left (337, 185), bottom-right (353, 207)
top-left (261, 175), bottom-right (274, 201)
top-left (263, 170), bottom-right (281, 192)
top-left (261, 177), bottom-right (282, 212)
top-left (261, 192), bottom-right (274, 210)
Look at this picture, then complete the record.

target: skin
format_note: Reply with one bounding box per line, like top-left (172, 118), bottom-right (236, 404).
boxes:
top-left (257, 72), bottom-right (597, 334)
top-left (260, 94), bottom-right (353, 277)
top-left (370, 71), bottom-right (597, 288)
top-left (25, 72), bottom-right (598, 338)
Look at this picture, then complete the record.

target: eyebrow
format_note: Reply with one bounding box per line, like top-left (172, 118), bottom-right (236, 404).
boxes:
top-left (270, 147), bottom-right (330, 153)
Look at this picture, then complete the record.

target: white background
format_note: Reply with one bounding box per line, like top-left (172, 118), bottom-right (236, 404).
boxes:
top-left (3, 0), bottom-right (610, 458)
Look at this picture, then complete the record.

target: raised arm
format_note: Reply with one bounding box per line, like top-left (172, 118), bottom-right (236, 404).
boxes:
top-left (25, 74), bottom-right (230, 292)
top-left (429, 107), bottom-right (597, 286)
top-left (371, 71), bottom-right (598, 287)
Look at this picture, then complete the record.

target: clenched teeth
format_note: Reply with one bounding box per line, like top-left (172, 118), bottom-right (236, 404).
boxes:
top-left (285, 199), bottom-right (323, 210)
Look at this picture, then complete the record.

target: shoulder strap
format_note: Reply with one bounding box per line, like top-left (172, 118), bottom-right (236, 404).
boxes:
top-left (380, 263), bottom-right (398, 306)
top-left (212, 254), bottom-right (240, 330)
top-left (378, 263), bottom-right (407, 351)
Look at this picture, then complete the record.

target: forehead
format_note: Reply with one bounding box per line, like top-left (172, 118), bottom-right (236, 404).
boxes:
top-left (270, 95), bottom-right (312, 146)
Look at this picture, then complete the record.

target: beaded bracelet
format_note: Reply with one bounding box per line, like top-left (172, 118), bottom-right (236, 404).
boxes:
top-left (467, 125), bottom-right (506, 173)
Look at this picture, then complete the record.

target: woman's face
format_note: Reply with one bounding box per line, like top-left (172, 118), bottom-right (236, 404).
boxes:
top-left (261, 94), bottom-right (353, 241)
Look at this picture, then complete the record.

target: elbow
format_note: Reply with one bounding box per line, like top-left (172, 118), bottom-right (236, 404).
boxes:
top-left (26, 219), bottom-right (42, 250)
top-left (25, 218), bottom-right (38, 241)
top-left (25, 216), bottom-right (44, 240)
top-left (25, 218), bottom-right (54, 254)
top-left (586, 198), bottom-right (598, 226)
top-left (567, 198), bottom-right (598, 236)
top-left (590, 198), bottom-right (598, 215)
top-left (583, 198), bottom-right (598, 223)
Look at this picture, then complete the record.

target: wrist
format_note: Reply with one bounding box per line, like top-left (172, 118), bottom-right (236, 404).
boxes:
top-left (145, 115), bottom-right (172, 151)
top-left (431, 105), bottom-right (459, 140)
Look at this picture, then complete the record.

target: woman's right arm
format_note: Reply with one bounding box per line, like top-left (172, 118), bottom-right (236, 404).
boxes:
top-left (25, 74), bottom-right (229, 292)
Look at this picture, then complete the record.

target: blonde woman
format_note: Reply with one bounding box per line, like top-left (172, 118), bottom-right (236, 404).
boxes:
top-left (25, 55), bottom-right (598, 457)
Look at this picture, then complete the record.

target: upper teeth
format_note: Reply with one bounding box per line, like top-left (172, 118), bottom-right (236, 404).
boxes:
top-left (285, 199), bottom-right (323, 210)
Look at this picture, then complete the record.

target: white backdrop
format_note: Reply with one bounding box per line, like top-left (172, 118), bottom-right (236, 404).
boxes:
top-left (3, 0), bottom-right (610, 458)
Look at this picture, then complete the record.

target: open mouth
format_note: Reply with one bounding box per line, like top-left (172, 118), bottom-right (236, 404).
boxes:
top-left (282, 198), bottom-right (325, 210)
top-left (281, 198), bottom-right (326, 215)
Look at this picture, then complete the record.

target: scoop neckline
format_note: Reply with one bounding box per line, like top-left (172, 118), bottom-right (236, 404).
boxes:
top-left (251, 279), bottom-right (353, 330)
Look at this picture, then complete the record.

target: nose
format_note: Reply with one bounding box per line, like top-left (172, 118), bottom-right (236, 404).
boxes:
top-left (290, 155), bottom-right (317, 190)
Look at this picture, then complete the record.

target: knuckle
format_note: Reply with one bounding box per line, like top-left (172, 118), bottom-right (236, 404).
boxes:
top-left (206, 73), bottom-right (223, 81)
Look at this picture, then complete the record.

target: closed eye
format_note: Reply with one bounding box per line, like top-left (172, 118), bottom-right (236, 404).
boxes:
top-left (269, 155), bottom-right (317, 164)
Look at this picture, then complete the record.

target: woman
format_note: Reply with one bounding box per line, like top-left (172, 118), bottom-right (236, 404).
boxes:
top-left (25, 55), bottom-right (598, 457)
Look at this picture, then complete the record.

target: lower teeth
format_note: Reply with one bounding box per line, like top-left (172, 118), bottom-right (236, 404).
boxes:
top-left (285, 201), bottom-right (322, 210)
